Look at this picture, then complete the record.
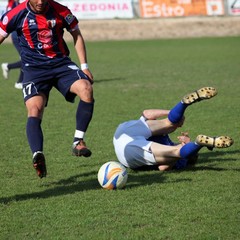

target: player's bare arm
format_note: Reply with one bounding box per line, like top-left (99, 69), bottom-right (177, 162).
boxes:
top-left (71, 28), bottom-right (94, 83)
top-left (0, 34), bottom-right (5, 44)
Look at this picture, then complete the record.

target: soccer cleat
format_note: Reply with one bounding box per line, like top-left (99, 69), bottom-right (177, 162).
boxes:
top-left (33, 151), bottom-right (47, 178)
top-left (182, 87), bottom-right (217, 105)
top-left (1, 63), bottom-right (9, 79)
top-left (195, 135), bottom-right (234, 150)
top-left (72, 139), bottom-right (92, 157)
top-left (14, 82), bottom-right (23, 89)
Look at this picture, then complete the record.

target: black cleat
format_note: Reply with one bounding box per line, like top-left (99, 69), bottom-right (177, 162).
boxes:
top-left (33, 151), bottom-right (47, 178)
top-left (72, 140), bottom-right (92, 157)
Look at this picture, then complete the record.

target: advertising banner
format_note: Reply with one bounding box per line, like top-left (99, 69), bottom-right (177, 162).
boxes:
top-left (139, 0), bottom-right (224, 17)
top-left (0, 1), bottom-right (7, 18)
top-left (59, 0), bottom-right (134, 19)
top-left (227, 0), bottom-right (240, 15)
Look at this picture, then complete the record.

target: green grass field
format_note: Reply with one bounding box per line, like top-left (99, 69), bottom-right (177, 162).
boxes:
top-left (0, 36), bottom-right (239, 240)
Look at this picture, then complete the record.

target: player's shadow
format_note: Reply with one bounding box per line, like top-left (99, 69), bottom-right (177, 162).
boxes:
top-left (0, 149), bottom-right (238, 204)
top-left (0, 169), bottom-right (188, 204)
top-left (187, 149), bottom-right (240, 172)
top-left (94, 77), bottom-right (126, 84)
top-left (0, 171), bottom-right (99, 205)
top-left (126, 170), bottom-right (192, 189)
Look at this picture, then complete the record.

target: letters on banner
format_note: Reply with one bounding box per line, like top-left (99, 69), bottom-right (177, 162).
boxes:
top-left (59, 0), bottom-right (134, 19)
top-left (139, 0), bottom-right (224, 17)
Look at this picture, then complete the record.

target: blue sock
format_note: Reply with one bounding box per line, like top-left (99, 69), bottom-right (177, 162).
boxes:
top-left (26, 117), bottom-right (43, 154)
top-left (180, 142), bottom-right (202, 158)
top-left (168, 102), bottom-right (188, 123)
top-left (74, 100), bottom-right (94, 142)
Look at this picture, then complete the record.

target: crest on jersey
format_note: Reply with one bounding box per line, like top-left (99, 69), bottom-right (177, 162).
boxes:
top-left (65, 14), bottom-right (74, 25)
top-left (3, 16), bottom-right (9, 25)
top-left (47, 20), bottom-right (56, 29)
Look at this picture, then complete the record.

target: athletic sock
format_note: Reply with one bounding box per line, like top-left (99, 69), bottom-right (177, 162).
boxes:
top-left (26, 117), bottom-right (43, 154)
top-left (8, 60), bottom-right (22, 69)
top-left (180, 142), bottom-right (202, 159)
top-left (17, 70), bottom-right (24, 83)
top-left (74, 100), bottom-right (94, 143)
top-left (168, 102), bottom-right (188, 123)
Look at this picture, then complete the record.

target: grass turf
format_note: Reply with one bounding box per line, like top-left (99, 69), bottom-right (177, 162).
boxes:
top-left (0, 36), bottom-right (239, 239)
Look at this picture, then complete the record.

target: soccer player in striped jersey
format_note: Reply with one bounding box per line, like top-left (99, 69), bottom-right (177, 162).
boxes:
top-left (1, 0), bottom-right (23, 89)
top-left (0, 0), bottom-right (94, 178)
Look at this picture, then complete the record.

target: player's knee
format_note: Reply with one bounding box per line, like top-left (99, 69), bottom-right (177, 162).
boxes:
top-left (77, 80), bottom-right (93, 101)
top-left (27, 105), bottom-right (44, 118)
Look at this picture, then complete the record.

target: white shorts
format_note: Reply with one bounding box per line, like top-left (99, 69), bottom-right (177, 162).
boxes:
top-left (113, 116), bottom-right (157, 168)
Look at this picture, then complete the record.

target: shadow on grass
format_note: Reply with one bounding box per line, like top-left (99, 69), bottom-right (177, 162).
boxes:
top-left (0, 170), bottom-right (98, 205)
top-left (198, 149), bottom-right (239, 163)
top-left (190, 149), bottom-right (240, 172)
top-left (94, 77), bottom-right (126, 83)
top-left (127, 171), bottom-right (192, 189)
top-left (0, 150), bottom-right (239, 204)
top-left (0, 169), bottom-right (189, 204)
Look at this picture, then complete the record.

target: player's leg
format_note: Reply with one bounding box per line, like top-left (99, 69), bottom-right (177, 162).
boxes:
top-left (25, 94), bottom-right (47, 178)
top-left (150, 142), bottom-right (183, 164)
top-left (70, 79), bottom-right (94, 157)
top-left (14, 69), bottom-right (23, 89)
top-left (168, 87), bottom-right (217, 123)
top-left (3, 31), bottom-right (23, 87)
top-left (54, 60), bottom-right (94, 157)
top-left (145, 87), bottom-right (217, 135)
top-left (146, 117), bottom-right (184, 136)
top-left (7, 60), bottom-right (21, 70)
top-left (22, 65), bottom-right (52, 178)
top-left (151, 133), bottom-right (233, 170)
top-left (12, 31), bottom-right (23, 89)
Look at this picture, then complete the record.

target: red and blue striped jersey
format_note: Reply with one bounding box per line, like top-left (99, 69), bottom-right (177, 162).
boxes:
top-left (0, 0), bottom-right (79, 67)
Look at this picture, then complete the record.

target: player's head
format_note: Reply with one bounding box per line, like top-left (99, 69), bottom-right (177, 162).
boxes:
top-left (29, 0), bottom-right (48, 13)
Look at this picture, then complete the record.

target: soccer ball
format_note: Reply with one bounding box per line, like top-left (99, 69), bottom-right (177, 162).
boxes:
top-left (98, 161), bottom-right (128, 190)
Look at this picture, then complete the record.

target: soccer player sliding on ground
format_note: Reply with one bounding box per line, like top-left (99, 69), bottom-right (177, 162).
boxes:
top-left (113, 87), bottom-right (234, 171)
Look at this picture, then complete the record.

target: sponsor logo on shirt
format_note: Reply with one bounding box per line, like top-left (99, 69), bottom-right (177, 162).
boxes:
top-left (37, 29), bottom-right (52, 49)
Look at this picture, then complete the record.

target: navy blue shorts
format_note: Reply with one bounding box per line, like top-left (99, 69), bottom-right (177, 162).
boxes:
top-left (22, 58), bottom-right (90, 105)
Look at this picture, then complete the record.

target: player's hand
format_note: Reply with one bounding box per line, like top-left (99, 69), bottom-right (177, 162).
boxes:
top-left (83, 69), bottom-right (94, 84)
top-left (177, 132), bottom-right (191, 145)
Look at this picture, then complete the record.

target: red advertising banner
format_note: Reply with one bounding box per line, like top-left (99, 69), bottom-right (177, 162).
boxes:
top-left (139, 0), bottom-right (224, 17)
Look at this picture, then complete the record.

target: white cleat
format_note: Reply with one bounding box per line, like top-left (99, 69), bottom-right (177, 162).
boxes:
top-left (1, 63), bottom-right (9, 79)
top-left (14, 82), bottom-right (23, 89)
